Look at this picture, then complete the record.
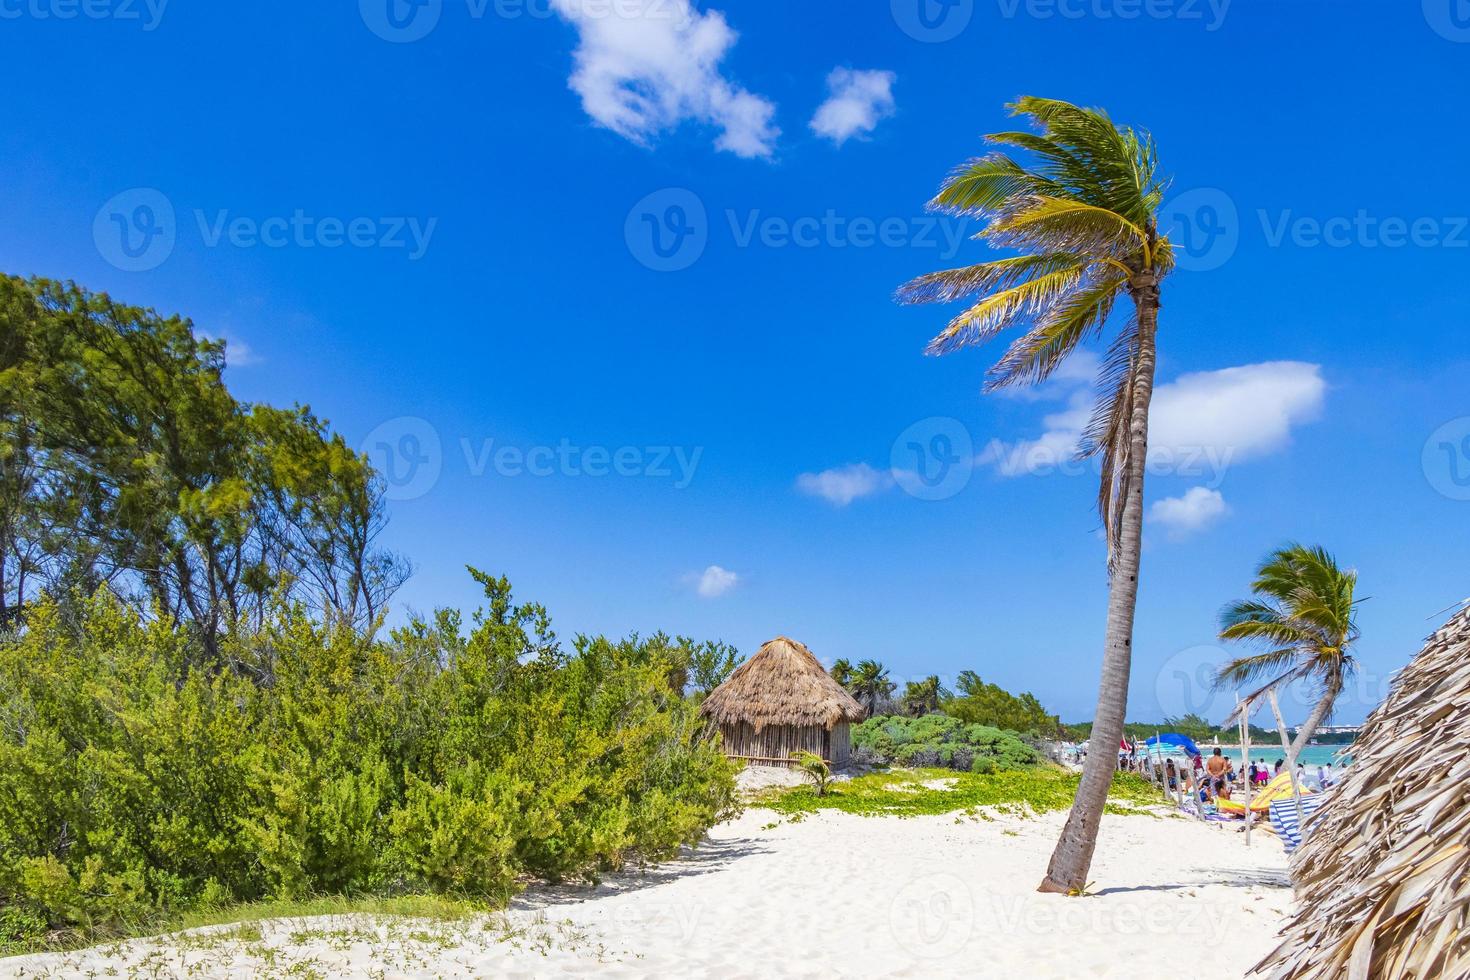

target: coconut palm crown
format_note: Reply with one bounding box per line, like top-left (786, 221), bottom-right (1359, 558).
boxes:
top-left (896, 96), bottom-right (1174, 556)
top-left (1216, 543), bottom-right (1361, 753)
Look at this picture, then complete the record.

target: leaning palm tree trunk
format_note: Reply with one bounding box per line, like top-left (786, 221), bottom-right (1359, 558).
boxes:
top-left (1039, 276), bottom-right (1160, 893)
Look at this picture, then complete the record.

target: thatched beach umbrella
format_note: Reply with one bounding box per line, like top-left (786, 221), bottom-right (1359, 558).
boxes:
top-left (1253, 602), bottom-right (1470, 980)
top-left (700, 636), bottom-right (866, 768)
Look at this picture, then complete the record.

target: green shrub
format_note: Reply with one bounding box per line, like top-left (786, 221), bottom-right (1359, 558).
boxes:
top-left (851, 714), bottom-right (1041, 772)
top-left (0, 575), bottom-right (737, 951)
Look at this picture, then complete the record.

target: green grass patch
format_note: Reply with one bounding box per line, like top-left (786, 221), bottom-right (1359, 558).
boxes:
top-left (2, 893), bottom-right (488, 958)
top-left (757, 766), bottom-right (1160, 818)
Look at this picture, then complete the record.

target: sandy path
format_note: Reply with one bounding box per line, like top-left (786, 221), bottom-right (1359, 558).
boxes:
top-left (2, 807), bottom-right (1291, 979)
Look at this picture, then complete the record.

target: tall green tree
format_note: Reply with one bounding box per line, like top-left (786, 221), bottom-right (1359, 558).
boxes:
top-left (0, 276), bottom-right (408, 654)
top-left (896, 98), bottom-right (1175, 892)
top-left (1215, 544), bottom-right (1360, 763)
top-left (946, 670), bottom-right (1060, 735)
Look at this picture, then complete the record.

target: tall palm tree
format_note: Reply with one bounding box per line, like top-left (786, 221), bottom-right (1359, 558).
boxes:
top-left (848, 659), bottom-right (895, 716)
top-left (1215, 544), bottom-right (1360, 763)
top-left (896, 97), bottom-right (1174, 893)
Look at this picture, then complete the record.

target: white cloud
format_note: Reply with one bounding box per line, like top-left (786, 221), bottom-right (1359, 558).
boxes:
top-left (796, 462), bottom-right (894, 506)
top-left (977, 361), bottom-right (1325, 479)
top-left (694, 564), bottom-right (739, 598)
top-left (551, 0), bottom-right (778, 158)
top-left (1149, 361), bottom-right (1326, 462)
top-left (1148, 486), bottom-right (1230, 538)
top-left (809, 68), bottom-right (896, 146)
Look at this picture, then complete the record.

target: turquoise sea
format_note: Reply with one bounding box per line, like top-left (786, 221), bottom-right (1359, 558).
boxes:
top-left (1196, 745), bottom-right (1351, 768)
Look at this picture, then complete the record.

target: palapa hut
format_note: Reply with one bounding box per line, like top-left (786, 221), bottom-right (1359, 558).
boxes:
top-left (1252, 601), bottom-right (1470, 980)
top-left (700, 636), bottom-right (866, 768)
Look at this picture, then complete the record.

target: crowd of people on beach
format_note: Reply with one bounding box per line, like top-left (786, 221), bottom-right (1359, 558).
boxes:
top-left (1114, 747), bottom-right (1339, 804)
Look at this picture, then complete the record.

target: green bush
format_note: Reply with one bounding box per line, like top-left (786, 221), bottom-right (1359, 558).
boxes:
top-left (0, 574), bottom-right (737, 951)
top-left (851, 714), bottom-right (1041, 772)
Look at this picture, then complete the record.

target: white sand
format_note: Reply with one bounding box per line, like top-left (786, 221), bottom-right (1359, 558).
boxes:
top-left (2, 807), bottom-right (1291, 979)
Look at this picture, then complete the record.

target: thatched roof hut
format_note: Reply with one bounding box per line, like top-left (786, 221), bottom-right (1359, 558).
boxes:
top-left (1253, 602), bottom-right (1470, 980)
top-left (700, 636), bottom-right (866, 768)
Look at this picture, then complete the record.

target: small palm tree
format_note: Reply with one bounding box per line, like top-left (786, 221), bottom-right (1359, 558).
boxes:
top-left (1215, 544), bottom-right (1360, 762)
top-left (896, 97), bottom-right (1174, 893)
top-left (792, 750), bottom-right (834, 796)
top-left (901, 675), bottom-right (948, 716)
top-left (849, 659), bottom-right (895, 716)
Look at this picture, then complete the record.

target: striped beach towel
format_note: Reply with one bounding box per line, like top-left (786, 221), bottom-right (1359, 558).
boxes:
top-left (1268, 795), bottom-right (1326, 852)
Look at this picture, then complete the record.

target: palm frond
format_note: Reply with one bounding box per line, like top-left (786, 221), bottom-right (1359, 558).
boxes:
top-left (983, 197), bottom-right (1147, 258)
top-left (923, 265), bottom-right (1085, 355)
top-left (985, 272), bottom-right (1124, 391)
top-left (894, 253), bottom-right (1084, 306)
top-left (1214, 647), bottom-right (1304, 688)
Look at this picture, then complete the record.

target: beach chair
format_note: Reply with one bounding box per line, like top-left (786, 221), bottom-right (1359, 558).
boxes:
top-left (1268, 795), bottom-right (1327, 853)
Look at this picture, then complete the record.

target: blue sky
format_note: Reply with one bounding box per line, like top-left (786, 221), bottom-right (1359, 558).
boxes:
top-left (2, 0), bottom-right (1467, 725)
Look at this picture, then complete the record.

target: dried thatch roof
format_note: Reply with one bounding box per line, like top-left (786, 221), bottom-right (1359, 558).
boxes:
top-left (700, 636), bottom-right (865, 731)
top-left (1253, 602), bottom-right (1470, 980)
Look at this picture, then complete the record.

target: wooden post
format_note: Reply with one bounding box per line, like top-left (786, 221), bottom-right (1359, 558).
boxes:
top-left (1267, 689), bottom-right (1306, 828)
top-left (1238, 699), bottom-right (1253, 847)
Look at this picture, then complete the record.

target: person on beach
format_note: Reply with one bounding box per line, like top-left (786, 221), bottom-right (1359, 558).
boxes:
top-left (1206, 748), bottom-right (1227, 783)
top-left (1215, 778), bottom-right (1231, 801)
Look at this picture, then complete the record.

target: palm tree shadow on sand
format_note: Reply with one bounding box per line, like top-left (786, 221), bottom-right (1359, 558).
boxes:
top-left (1094, 866), bottom-right (1290, 896)
top-left (512, 836), bottom-right (771, 910)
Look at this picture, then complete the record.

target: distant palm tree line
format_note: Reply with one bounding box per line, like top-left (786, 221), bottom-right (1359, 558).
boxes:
top-left (828, 661), bottom-right (1062, 735)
